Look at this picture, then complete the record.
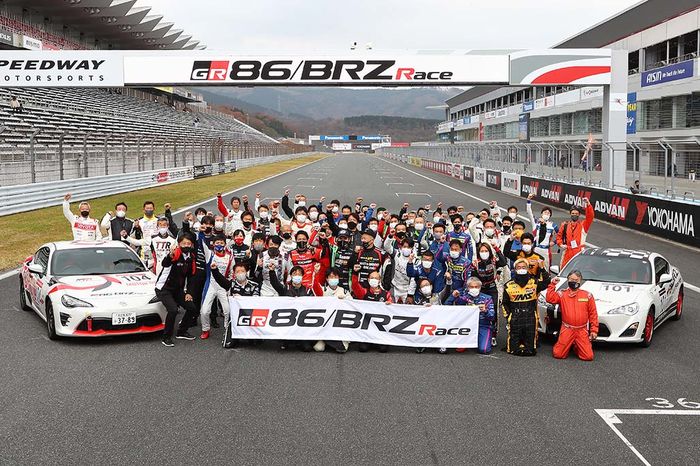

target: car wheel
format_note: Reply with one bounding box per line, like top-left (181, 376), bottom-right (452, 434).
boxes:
top-left (18, 276), bottom-right (32, 311)
top-left (639, 308), bottom-right (654, 348)
top-left (671, 287), bottom-right (683, 321)
top-left (46, 301), bottom-right (59, 340)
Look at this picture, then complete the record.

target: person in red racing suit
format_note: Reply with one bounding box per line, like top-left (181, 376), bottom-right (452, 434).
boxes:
top-left (546, 270), bottom-right (598, 361)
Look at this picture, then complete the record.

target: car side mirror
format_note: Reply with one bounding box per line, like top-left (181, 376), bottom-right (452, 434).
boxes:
top-left (549, 265), bottom-right (560, 275)
top-left (28, 263), bottom-right (44, 275)
top-left (658, 273), bottom-right (672, 284)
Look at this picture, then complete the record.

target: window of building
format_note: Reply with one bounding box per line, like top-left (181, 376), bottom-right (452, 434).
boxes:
top-left (628, 50), bottom-right (640, 74)
top-left (680, 30), bottom-right (698, 60)
top-left (645, 41), bottom-right (668, 70)
top-left (669, 36), bottom-right (679, 61)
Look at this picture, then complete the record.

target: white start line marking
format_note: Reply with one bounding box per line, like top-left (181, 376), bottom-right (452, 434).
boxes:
top-left (395, 192), bottom-right (432, 198)
top-left (595, 408), bottom-right (700, 465)
top-left (385, 182), bottom-right (415, 186)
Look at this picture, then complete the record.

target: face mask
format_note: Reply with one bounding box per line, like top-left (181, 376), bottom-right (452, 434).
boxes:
top-left (233, 237), bottom-right (244, 246)
top-left (297, 201), bottom-right (306, 207)
top-left (508, 212), bottom-right (517, 220)
top-left (282, 232), bottom-right (292, 240)
top-left (468, 288), bottom-right (480, 297)
top-left (235, 272), bottom-right (247, 283)
top-left (502, 225), bottom-right (511, 233)
top-left (433, 232), bottom-right (443, 241)
top-left (260, 211), bottom-right (269, 219)
top-left (513, 229), bottom-right (524, 239)
top-left (433, 216), bottom-right (441, 223)
top-left (204, 226), bottom-right (213, 234)
top-left (180, 246), bottom-right (192, 254)
top-left (80, 210), bottom-right (90, 218)
top-left (515, 268), bottom-right (528, 276)
top-left (415, 223), bottom-right (425, 231)
top-left (338, 223), bottom-right (348, 229)
top-left (369, 224), bottom-right (378, 232)
top-left (453, 223), bottom-right (462, 232)
top-left (243, 221), bottom-right (253, 229)
top-left (363, 240), bottom-right (374, 249)
top-left (541, 213), bottom-right (550, 221)
top-left (296, 214), bottom-right (307, 223)
top-left (422, 260), bottom-right (433, 269)
top-left (196, 215), bottom-right (204, 222)
top-left (479, 251), bottom-right (490, 260)
top-left (421, 285), bottom-right (432, 296)
top-left (297, 241), bottom-right (308, 250)
top-left (116, 210), bottom-right (126, 218)
top-left (328, 278), bottom-right (339, 287)
top-left (377, 213), bottom-right (384, 220)
top-left (568, 281), bottom-right (581, 290)
top-left (449, 250), bottom-right (460, 259)
top-left (571, 215), bottom-right (580, 222)
top-left (484, 228), bottom-right (495, 237)
top-left (291, 275), bottom-right (303, 285)
top-left (144, 210), bottom-right (154, 217)
top-left (406, 218), bottom-right (414, 226)
top-left (389, 221), bottom-right (398, 229)
top-left (268, 247), bottom-right (280, 257)
top-left (158, 227), bottom-right (169, 236)
top-left (369, 278), bottom-right (380, 288)
top-left (253, 243), bottom-right (264, 251)
top-left (309, 211), bottom-right (319, 221)
top-left (332, 206), bottom-right (339, 213)
top-left (214, 245), bottom-right (225, 252)
top-left (522, 244), bottom-right (532, 253)
top-left (347, 221), bottom-right (358, 230)
top-left (215, 221), bottom-right (224, 230)
top-left (395, 231), bottom-right (406, 239)
top-left (401, 247), bottom-right (412, 257)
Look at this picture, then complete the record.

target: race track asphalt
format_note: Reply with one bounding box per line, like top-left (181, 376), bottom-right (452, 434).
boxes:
top-left (1, 153), bottom-right (698, 465)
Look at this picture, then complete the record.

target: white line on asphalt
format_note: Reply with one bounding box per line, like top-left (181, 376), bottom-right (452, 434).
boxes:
top-left (380, 176), bottom-right (403, 179)
top-left (395, 192), bottom-right (432, 198)
top-left (386, 182), bottom-right (414, 186)
top-left (380, 157), bottom-right (700, 295)
top-left (595, 408), bottom-right (700, 466)
top-left (297, 177), bottom-right (323, 181)
top-left (0, 157), bottom-right (327, 282)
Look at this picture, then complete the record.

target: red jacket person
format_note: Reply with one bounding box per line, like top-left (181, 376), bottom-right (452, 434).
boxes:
top-left (546, 270), bottom-right (599, 361)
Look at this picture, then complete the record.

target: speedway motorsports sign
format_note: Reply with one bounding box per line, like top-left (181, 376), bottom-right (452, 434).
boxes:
top-left (228, 296), bottom-right (480, 348)
top-left (0, 51), bottom-right (124, 87)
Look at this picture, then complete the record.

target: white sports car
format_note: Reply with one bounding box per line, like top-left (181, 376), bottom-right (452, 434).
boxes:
top-left (19, 241), bottom-right (167, 339)
top-left (538, 248), bottom-right (683, 347)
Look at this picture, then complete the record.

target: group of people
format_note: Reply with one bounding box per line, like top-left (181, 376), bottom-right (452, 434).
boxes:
top-left (61, 187), bottom-right (599, 360)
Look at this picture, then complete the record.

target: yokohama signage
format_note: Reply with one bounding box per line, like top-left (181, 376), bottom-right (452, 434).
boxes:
top-left (0, 49), bottom-right (614, 87)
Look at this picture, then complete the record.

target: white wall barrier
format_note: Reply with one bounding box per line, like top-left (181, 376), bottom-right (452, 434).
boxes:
top-left (1, 152), bottom-right (317, 216)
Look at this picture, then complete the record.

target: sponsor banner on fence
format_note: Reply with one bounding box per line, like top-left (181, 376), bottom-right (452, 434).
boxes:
top-left (474, 167), bottom-right (487, 187)
top-left (0, 51), bottom-right (124, 87)
top-left (462, 165), bottom-right (474, 182)
top-left (227, 296), bottom-right (480, 348)
top-left (520, 175), bottom-right (698, 246)
top-left (193, 164), bottom-right (214, 179)
top-left (451, 163), bottom-right (461, 179)
top-left (151, 166), bottom-right (194, 184)
top-left (0, 27), bottom-right (13, 46)
top-left (501, 172), bottom-right (521, 195)
top-left (486, 170), bottom-right (501, 190)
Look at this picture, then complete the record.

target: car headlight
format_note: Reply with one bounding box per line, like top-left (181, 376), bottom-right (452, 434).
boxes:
top-left (608, 303), bottom-right (639, 315)
top-left (61, 294), bottom-right (93, 308)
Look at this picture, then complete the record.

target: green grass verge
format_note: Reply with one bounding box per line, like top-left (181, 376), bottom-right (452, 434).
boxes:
top-left (1, 154), bottom-right (326, 271)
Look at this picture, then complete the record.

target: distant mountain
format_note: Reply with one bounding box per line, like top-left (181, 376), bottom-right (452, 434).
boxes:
top-left (199, 87), bottom-right (458, 120)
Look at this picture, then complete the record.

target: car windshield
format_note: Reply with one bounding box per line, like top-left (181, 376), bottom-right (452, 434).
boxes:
top-left (51, 247), bottom-right (147, 276)
top-left (562, 254), bottom-right (652, 285)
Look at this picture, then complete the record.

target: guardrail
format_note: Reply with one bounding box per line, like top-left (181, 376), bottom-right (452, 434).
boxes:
top-left (381, 151), bottom-right (699, 248)
top-left (0, 152), bottom-right (318, 216)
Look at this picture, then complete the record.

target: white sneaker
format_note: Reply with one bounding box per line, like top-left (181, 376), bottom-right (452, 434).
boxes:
top-left (438, 347), bottom-right (447, 354)
top-left (491, 337), bottom-right (498, 347)
top-left (313, 341), bottom-right (326, 352)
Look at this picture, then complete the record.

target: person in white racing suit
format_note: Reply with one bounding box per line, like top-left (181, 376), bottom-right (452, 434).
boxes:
top-left (125, 217), bottom-right (177, 274)
top-left (62, 193), bottom-right (102, 241)
top-left (200, 234), bottom-right (234, 339)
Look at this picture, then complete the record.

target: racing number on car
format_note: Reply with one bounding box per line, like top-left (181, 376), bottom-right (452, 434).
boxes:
top-left (119, 274), bottom-right (149, 282)
top-left (602, 284), bottom-right (632, 292)
top-left (645, 397), bottom-right (700, 409)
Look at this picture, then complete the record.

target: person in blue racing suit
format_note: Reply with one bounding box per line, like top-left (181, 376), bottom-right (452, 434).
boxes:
top-left (445, 276), bottom-right (495, 354)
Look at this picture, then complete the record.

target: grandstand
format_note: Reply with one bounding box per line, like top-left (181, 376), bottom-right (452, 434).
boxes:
top-left (0, 1), bottom-right (285, 186)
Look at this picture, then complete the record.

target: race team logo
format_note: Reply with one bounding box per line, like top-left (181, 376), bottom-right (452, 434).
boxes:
top-left (634, 201), bottom-right (649, 225)
top-left (594, 196), bottom-right (629, 221)
top-left (522, 181), bottom-right (539, 196)
top-left (191, 60), bottom-right (230, 80)
top-left (238, 308), bottom-right (270, 327)
top-left (541, 185), bottom-right (562, 203)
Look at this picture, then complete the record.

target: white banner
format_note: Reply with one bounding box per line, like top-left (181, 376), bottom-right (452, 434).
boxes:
top-left (501, 172), bottom-right (521, 195)
top-left (0, 51), bottom-right (124, 87)
top-left (226, 296), bottom-right (480, 348)
top-left (123, 53), bottom-right (510, 86)
top-left (474, 167), bottom-right (487, 187)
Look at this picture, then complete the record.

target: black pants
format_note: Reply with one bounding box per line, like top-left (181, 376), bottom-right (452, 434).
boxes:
top-left (156, 289), bottom-right (198, 338)
top-left (506, 308), bottom-right (537, 356)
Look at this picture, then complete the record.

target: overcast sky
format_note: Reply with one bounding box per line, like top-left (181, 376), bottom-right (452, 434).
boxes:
top-left (142, 0), bottom-right (641, 51)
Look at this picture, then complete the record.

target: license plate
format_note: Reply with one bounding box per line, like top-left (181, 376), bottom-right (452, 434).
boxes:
top-left (112, 312), bottom-right (137, 325)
